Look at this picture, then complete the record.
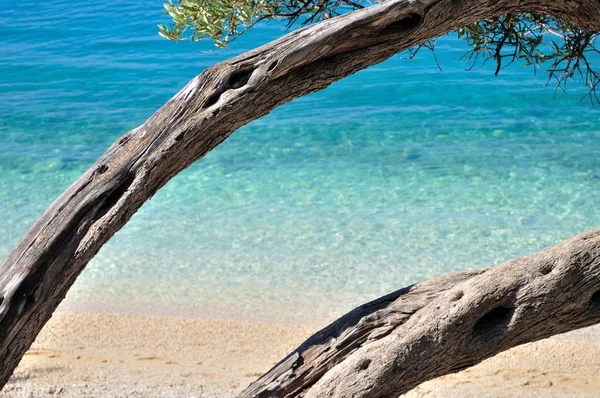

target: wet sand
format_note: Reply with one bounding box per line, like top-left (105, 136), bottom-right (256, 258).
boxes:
top-left (2, 313), bottom-right (599, 397)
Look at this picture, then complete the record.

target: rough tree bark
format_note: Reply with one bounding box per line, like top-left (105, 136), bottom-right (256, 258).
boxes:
top-left (0, 0), bottom-right (599, 393)
top-left (239, 229), bottom-right (600, 397)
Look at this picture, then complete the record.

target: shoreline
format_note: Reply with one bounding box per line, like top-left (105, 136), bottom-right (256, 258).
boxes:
top-left (3, 312), bottom-right (600, 397)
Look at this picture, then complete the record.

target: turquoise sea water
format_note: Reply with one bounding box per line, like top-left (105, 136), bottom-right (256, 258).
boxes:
top-left (1, 1), bottom-right (599, 323)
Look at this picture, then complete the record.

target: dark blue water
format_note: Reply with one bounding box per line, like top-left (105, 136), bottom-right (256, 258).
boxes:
top-left (1, 0), bottom-right (599, 322)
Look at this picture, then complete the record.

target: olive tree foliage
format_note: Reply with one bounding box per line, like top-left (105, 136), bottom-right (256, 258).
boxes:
top-left (158, 0), bottom-right (600, 102)
top-left (1, 0), bottom-right (599, 393)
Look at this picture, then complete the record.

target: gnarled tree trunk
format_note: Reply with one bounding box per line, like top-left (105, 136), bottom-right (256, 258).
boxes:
top-left (240, 229), bottom-right (600, 397)
top-left (0, 0), bottom-right (599, 393)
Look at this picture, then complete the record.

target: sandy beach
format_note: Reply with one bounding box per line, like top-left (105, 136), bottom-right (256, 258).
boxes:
top-left (2, 312), bottom-right (599, 397)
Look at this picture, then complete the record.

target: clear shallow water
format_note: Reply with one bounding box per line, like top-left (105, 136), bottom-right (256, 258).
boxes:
top-left (1, 1), bottom-right (599, 323)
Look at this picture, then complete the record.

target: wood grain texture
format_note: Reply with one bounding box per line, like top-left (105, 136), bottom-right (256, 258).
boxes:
top-left (240, 230), bottom-right (600, 397)
top-left (0, 0), bottom-right (599, 391)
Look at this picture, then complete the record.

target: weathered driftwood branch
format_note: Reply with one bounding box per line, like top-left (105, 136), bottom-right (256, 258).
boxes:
top-left (240, 229), bottom-right (600, 397)
top-left (0, 0), bottom-right (599, 391)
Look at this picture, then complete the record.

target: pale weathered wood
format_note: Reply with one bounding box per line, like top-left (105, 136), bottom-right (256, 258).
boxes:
top-left (0, 0), bottom-right (599, 392)
top-left (240, 229), bottom-right (600, 397)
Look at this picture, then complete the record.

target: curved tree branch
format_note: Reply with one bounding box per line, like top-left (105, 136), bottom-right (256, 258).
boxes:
top-left (0, 0), bottom-right (599, 390)
top-left (241, 229), bottom-right (600, 397)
